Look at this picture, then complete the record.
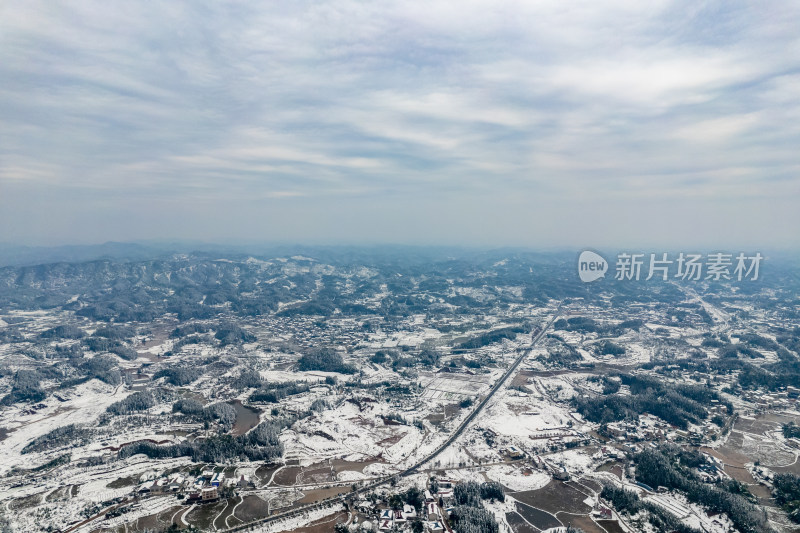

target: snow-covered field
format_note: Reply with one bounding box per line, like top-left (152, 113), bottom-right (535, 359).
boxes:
top-left (0, 379), bottom-right (128, 474)
top-left (484, 464), bottom-right (550, 491)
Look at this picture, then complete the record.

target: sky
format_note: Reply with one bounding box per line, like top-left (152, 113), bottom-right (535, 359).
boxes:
top-left (1, 1), bottom-right (799, 249)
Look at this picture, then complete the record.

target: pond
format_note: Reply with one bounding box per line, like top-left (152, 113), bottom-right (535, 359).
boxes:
top-left (229, 400), bottom-right (261, 436)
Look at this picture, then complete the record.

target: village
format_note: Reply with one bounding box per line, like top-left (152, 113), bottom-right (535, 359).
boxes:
top-left (0, 253), bottom-right (799, 533)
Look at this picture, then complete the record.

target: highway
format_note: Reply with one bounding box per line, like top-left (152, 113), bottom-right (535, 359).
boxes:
top-left (398, 307), bottom-right (561, 477)
top-left (226, 307), bottom-right (560, 532)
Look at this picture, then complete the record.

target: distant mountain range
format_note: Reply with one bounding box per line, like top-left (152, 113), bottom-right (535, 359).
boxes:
top-left (0, 241), bottom-right (574, 268)
top-left (0, 242), bottom-right (179, 267)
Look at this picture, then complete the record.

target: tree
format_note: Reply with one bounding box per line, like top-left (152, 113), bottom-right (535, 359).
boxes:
top-left (297, 348), bottom-right (355, 374)
top-left (388, 494), bottom-right (403, 510)
top-left (480, 481), bottom-right (504, 503)
top-left (449, 505), bottom-right (499, 533)
top-left (405, 486), bottom-right (424, 512)
top-left (774, 472), bottom-right (800, 523)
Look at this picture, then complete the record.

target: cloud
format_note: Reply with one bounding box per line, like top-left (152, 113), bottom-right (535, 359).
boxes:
top-left (0, 0), bottom-right (798, 246)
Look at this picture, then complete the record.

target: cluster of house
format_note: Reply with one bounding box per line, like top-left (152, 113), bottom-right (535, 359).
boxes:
top-left (504, 445), bottom-right (524, 459)
top-left (375, 506), bottom-right (436, 531)
top-left (696, 453), bottom-right (727, 484)
top-left (591, 504), bottom-right (613, 520)
top-left (596, 446), bottom-right (625, 460)
top-left (525, 455), bottom-right (570, 481)
top-left (743, 386), bottom-right (800, 410)
top-left (527, 427), bottom-right (580, 441)
top-left (485, 424), bottom-right (586, 455)
top-left (603, 412), bottom-right (734, 447)
top-left (604, 415), bottom-right (669, 442)
top-left (135, 471), bottom-right (251, 502)
top-left (354, 483), bottom-right (455, 531)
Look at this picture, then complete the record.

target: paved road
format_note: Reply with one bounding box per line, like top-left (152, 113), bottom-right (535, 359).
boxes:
top-left (226, 308), bottom-right (560, 532)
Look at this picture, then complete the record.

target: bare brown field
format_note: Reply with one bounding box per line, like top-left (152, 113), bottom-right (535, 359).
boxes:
top-left (132, 511), bottom-right (165, 531)
top-left (735, 413), bottom-right (799, 435)
top-left (506, 511), bottom-right (539, 533)
top-left (597, 519), bottom-right (627, 533)
top-left (255, 463), bottom-right (282, 485)
top-left (107, 474), bottom-right (139, 489)
top-left (214, 496), bottom-right (242, 529)
top-left (595, 461), bottom-right (623, 479)
top-left (9, 491), bottom-right (44, 510)
top-left (136, 324), bottom-right (173, 362)
top-left (512, 479), bottom-right (592, 515)
top-left (748, 483), bottom-right (775, 505)
top-left (186, 499), bottom-right (227, 530)
top-left (771, 458), bottom-right (800, 476)
top-left (715, 430), bottom-right (797, 469)
top-left (727, 465), bottom-right (760, 485)
top-left (295, 485), bottom-right (350, 505)
top-left (234, 494), bottom-right (271, 522)
top-left (515, 501), bottom-right (561, 530)
top-left (735, 416), bottom-right (781, 435)
top-left (273, 465), bottom-right (303, 485)
top-left (577, 478), bottom-right (602, 493)
top-left (559, 513), bottom-right (608, 533)
top-left (377, 432), bottom-right (407, 446)
top-left (330, 458), bottom-right (376, 472)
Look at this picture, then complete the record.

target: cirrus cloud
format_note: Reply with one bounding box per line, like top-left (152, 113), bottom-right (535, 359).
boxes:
top-left (0, 0), bottom-right (798, 247)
